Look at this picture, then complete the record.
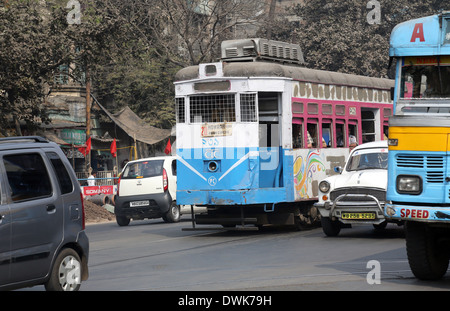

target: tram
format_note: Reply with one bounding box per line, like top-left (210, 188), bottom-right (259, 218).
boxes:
top-left (175, 38), bottom-right (394, 229)
top-left (385, 12), bottom-right (450, 279)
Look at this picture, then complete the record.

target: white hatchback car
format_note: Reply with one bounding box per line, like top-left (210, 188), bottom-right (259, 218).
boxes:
top-left (114, 156), bottom-right (180, 226)
top-left (315, 141), bottom-right (400, 236)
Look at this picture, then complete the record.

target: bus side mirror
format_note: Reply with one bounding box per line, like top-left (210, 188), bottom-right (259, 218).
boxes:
top-left (390, 87), bottom-right (395, 101)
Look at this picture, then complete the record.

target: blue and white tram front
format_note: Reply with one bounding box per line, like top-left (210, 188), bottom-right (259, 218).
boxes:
top-left (175, 63), bottom-right (293, 226)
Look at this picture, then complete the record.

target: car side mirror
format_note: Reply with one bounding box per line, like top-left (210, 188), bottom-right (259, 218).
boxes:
top-left (334, 166), bottom-right (342, 174)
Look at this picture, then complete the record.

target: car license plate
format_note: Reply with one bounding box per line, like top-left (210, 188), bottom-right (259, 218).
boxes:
top-left (341, 212), bottom-right (376, 220)
top-left (130, 200), bottom-right (150, 207)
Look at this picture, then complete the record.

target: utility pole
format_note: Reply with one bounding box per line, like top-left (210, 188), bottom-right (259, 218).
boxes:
top-left (85, 69), bottom-right (91, 174)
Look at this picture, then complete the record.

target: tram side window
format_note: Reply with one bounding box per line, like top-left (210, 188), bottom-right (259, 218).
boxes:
top-left (336, 123), bottom-right (345, 147)
top-left (307, 123), bottom-right (318, 148)
top-left (292, 123), bottom-right (303, 148)
top-left (240, 93), bottom-right (257, 122)
top-left (349, 124), bottom-right (358, 147)
top-left (321, 122), bottom-right (332, 147)
top-left (176, 98), bottom-right (185, 123)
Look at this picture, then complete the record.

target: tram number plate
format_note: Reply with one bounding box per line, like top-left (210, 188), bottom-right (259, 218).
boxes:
top-left (130, 200), bottom-right (150, 207)
top-left (341, 212), bottom-right (376, 220)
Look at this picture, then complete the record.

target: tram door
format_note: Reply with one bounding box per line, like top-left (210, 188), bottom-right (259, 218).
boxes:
top-left (361, 108), bottom-right (380, 143)
top-left (258, 92), bottom-right (282, 187)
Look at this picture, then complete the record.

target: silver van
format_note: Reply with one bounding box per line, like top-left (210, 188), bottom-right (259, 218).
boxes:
top-left (0, 136), bottom-right (89, 291)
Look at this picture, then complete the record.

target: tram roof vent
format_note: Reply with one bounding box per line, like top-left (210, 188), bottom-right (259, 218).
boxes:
top-left (221, 38), bottom-right (305, 65)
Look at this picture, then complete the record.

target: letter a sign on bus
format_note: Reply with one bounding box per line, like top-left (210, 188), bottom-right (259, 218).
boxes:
top-left (410, 23), bottom-right (425, 42)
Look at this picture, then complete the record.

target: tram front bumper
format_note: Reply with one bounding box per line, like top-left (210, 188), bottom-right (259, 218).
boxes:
top-left (177, 188), bottom-right (288, 206)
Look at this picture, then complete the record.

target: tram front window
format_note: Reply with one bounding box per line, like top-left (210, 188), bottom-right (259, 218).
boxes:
top-left (190, 94), bottom-right (236, 123)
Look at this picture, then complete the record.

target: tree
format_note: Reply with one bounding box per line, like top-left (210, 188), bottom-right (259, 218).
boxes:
top-left (0, 0), bottom-right (127, 135)
top-left (0, 0), bottom-right (70, 135)
top-left (281, 0), bottom-right (445, 78)
top-left (146, 0), bottom-right (267, 66)
top-left (91, 0), bottom-right (270, 128)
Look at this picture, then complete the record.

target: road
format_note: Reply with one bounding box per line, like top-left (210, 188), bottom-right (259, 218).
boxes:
top-left (25, 217), bottom-right (450, 292)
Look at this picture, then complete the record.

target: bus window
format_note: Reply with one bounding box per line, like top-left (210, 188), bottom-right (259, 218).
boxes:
top-left (401, 64), bottom-right (450, 98)
top-left (307, 122), bottom-right (318, 148)
top-left (292, 123), bottom-right (303, 149)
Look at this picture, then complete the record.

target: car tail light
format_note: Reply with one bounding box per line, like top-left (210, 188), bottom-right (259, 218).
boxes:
top-left (163, 168), bottom-right (168, 191)
top-left (116, 175), bottom-right (122, 196)
top-left (80, 192), bottom-right (85, 230)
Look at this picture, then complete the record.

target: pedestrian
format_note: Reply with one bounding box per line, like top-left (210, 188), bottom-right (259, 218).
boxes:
top-left (349, 135), bottom-right (358, 151)
top-left (87, 171), bottom-right (97, 186)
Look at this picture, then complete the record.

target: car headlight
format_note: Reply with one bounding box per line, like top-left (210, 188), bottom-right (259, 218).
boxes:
top-left (319, 180), bottom-right (331, 193)
top-left (397, 175), bottom-right (422, 195)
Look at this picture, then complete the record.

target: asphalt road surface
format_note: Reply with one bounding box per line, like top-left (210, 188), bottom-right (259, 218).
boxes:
top-left (23, 217), bottom-right (450, 292)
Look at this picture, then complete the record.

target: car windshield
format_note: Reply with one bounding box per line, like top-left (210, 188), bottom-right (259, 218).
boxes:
top-left (346, 149), bottom-right (388, 171)
top-left (122, 160), bottom-right (164, 179)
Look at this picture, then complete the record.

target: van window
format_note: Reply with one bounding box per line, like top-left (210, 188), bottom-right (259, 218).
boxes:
top-left (4, 153), bottom-right (52, 202)
top-left (122, 160), bottom-right (164, 179)
top-left (171, 160), bottom-right (177, 176)
top-left (46, 152), bottom-right (73, 194)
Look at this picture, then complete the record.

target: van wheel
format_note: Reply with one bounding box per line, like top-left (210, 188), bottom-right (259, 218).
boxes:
top-left (116, 216), bottom-right (130, 226)
top-left (45, 248), bottom-right (82, 291)
top-left (163, 201), bottom-right (180, 223)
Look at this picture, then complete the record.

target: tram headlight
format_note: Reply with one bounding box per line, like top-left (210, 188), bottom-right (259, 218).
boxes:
top-left (396, 175), bottom-right (422, 195)
top-left (207, 160), bottom-right (219, 172)
top-left (319, 180), bottom-right (330, 194)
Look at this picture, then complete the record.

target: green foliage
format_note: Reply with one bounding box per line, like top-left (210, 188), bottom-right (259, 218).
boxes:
top-left (287, 0), bottom-right (445, 78)
top-left (0, 0), bottom-right (445, 136)
top-left (0, 0), bottom-right (70, 133)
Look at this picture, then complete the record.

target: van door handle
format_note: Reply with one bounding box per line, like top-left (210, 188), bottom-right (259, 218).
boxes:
top-left (47, 204), bottom-right (56, 213)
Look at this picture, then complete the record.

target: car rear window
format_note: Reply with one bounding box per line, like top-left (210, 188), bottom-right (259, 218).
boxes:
top-left (122, 160), bottom-right (164, 179)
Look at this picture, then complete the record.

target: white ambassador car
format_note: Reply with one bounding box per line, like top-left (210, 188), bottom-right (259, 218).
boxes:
top-left (315, 141), bottom-right (400, 236)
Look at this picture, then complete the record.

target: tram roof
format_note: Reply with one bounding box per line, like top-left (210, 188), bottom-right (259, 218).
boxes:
top-left (175, 61), bottom-right (393, 90)
top-left (389, 12), bottom-right (450, 57)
